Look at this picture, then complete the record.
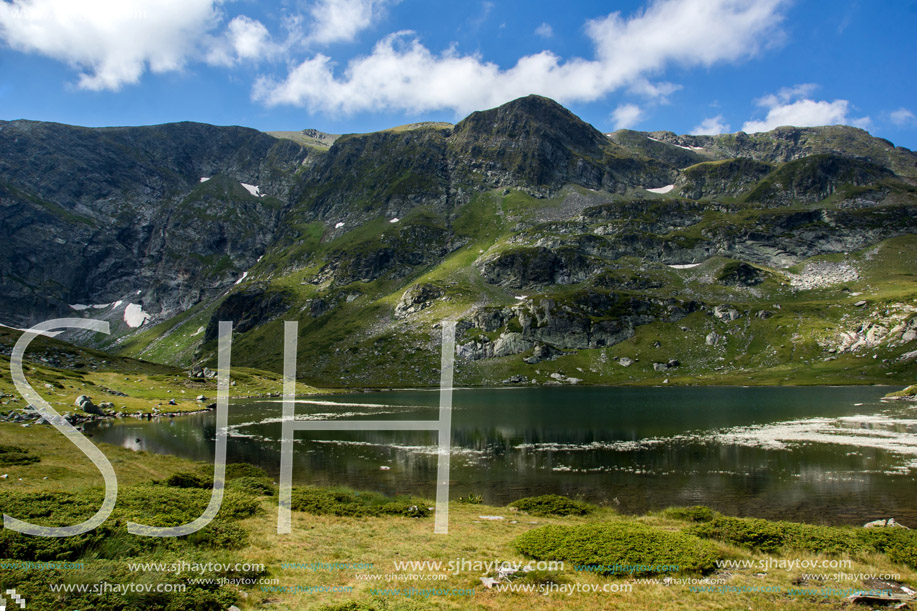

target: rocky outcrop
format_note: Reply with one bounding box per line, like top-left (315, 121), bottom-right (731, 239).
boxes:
top-left (395, 284), bottom-right (444, 318)
top-left (679, 158), bottom-right (774, 200)
top-left (456, 292), bottom-right (700, 361)
top-left (0, 120), bottom-right (310, 328)
top-left (203, 285), bottom-right (289, 342)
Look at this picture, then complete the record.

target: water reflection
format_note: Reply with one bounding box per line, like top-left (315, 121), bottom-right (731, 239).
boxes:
top-left (83, 386), bottom-right (917, 525)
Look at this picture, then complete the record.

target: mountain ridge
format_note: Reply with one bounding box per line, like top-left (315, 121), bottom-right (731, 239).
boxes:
top-left (1, 96), bottom-right (916, 387)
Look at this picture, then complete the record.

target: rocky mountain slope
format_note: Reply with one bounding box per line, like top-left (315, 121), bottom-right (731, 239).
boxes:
top-left (2, 96), bottom-right (916, 387)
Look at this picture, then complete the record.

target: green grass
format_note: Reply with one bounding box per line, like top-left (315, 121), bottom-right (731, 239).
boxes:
top-left (1, 425), bottom-right (916, 610)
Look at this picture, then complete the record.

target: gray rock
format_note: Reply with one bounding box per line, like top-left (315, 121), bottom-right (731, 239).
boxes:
top-left (863, 518), bottom-right (909, 529)
top-left (395, 283), bottom-right (444, 318)
top-left (493, 332), bottom-right (532, 357)
top-left (713, 305), bottom-right (741, 321)
top-left (617, 357), bottom-right (633, 367)
top-left (705, 332), bottom-right (722, 346)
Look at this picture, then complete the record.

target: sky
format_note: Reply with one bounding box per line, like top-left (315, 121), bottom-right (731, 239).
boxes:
top-left (1, 0), bottom-right (916, 149)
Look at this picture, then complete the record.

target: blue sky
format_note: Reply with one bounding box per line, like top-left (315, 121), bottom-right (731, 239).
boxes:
top-left (1, 0), bottom-right (916, 149)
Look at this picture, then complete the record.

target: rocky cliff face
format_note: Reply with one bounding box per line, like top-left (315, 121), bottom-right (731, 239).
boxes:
top-left (2, 96), bottom-right (916, 387)
top-left (0, 120), bottom-right (310, 327)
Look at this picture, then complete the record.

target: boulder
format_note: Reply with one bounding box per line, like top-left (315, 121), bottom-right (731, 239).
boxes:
top-left (395, 283), bottom-right (444, 318)
top-left (713, 305), bottom-right (741, 321)
top-left (864, 518), bottom-right (909, 529)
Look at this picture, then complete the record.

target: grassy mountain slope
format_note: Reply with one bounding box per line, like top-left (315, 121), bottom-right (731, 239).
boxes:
top-left (3, 96), bottom-right (916, 388)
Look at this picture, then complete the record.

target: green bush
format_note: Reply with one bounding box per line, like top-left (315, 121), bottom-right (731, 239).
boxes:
top-left (290, 487), bottom-right (430, 518)
top-left (515, 521), bottom-right (720, 575)
top-left (187, 519), bottom-right (249, 549)
top-left (858, 528), bottom-right (917, 569)
top-left (661, 506), bottom-right (718, 523)
top-left (0, 565), bottom-right (238, 611)
top-left (688, 516), bottom-right (787, 553)
top-left (688, 516), bottom-right (871, 555)
top-left (166, 471), bottom-right (211, 489)
top-left (227, 476), bottom-right (276, 496)
top-left (0, 444), bottom-right (40, 466)
top-left (509, 494), bottom-right (595, 517)
top-left (224, 463), bottom-right (271, 480)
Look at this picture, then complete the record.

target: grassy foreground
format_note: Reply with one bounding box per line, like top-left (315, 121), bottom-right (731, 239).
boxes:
top-left (0, 423), bottom-right (915, 610)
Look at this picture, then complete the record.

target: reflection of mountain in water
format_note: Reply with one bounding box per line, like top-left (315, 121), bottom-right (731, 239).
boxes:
top-left (83, 386), bottom-right (916, 525)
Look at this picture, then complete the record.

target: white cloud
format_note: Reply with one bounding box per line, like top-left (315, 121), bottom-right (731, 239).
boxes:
top-left (535, 22), bottom-right (553, 38)
top-left (691, 115), bottom-right (730, 135)
top-left (206, 15), bottom-right (279, 66)
top-left (0, 0), bottom-right (222, 91)
top-left (307, 0), bottom-right (394, 45)
top-left (611, 104), bottom-right (644, 129)
top-left (890, 107), bottom-right (916, 127)
top-left (742, 84), bottom-right (870, 133)
top-left (254, 0), bottom-right (789, 115)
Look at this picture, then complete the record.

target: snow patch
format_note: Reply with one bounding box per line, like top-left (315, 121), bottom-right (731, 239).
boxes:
top-left (334, 222), bottom-right (345, 229)
top-left (190, 326), bottom-right (205, 337)
top-left (390, 217), bottom-right (400, 223)
top-left (240, 183), bottom-right (261, 197)
top-left (646, 184), bottom-right (675, 194)
top-left (235, 271), bottom-right (249, 285)
top-left (112, 300), bottom-right (123, 308)
top-left (199, 177), bottom-right (210, 183)
top-left (123, 303), bottom-right (151, 328)
top-left (71, 302), bottom-right (114, 311)
top-left (668, 263), bottom-right (703, 269)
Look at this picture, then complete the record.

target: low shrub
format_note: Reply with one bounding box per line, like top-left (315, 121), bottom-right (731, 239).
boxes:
top-left (166, 471), bottom-right (211, 489)
top-left (509, 494), bottom-right (595, 517)
top-left (290, 487), bottom-right (430, 518)
top-left (0, 444), bottom-right (39, 466)
top-left (224, 463), bottom-right (271, 480)
top-left (858, 528), bottom-right (917, 569)
top-left (688, 516), bottom-right (869, 555)
top-left (228, 476), bottom-right (276, 497)
top-left (515, 521), bottom-right (720, 575)
top-left (661, 506), bottom-right (718, 523)
top-left (187, 519), bottom-right (249, 549)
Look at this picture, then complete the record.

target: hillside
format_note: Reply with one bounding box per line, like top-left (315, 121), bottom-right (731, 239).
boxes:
top-left (1, 96), bottom-right (916, 388)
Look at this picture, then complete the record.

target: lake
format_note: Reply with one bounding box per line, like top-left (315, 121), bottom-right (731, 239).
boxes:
top-left (83, 386), bottom-right (917, 526)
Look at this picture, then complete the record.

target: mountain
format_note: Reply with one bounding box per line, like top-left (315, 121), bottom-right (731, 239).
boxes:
top-left (2, 96), bottom-right (916, 387)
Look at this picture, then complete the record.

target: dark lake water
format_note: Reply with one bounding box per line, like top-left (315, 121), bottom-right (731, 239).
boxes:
top-left (84, 386), bottom-right (917, 526)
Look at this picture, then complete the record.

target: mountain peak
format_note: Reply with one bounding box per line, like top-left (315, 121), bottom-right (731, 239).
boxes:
top-left (449, 95), bottom-right (610, 188)
top-left (453, 95), bottom-right (606, 150)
